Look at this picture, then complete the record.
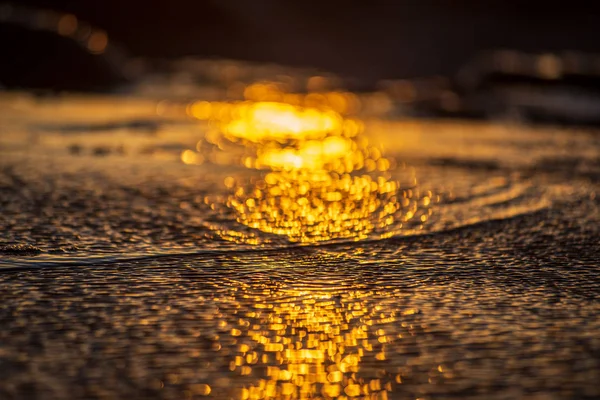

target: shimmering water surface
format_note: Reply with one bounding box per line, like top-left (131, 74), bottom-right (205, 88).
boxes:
top-left (0, 83), bottom-right (599, 399)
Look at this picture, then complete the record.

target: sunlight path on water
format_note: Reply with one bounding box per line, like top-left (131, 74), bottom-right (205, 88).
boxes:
top-left (0, 78), bottom-right (599, 399)
top-left (0, 85), bottom-right (598, 264)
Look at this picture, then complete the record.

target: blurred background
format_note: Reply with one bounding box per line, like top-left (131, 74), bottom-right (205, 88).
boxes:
top-left (2, 0), bottom-right (600, 123)
top-left (1, 0), bottom-right (600, 87)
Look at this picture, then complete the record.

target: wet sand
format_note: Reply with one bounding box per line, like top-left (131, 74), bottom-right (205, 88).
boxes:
top-left (1, 93), bottom-right (599, 399)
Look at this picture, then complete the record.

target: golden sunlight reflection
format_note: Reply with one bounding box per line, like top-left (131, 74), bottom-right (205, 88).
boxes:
top-left (223, 102), bottom-right (342, 143)
top-left (183, 82), bottom-right (435, 243)
top-left (226, 170), bottom-right (408, 243)
top-left (221, 288), bottom-right (408, 399)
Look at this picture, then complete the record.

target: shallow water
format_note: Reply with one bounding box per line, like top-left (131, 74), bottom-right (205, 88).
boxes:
top-left (0, 91), bottom-right (599, 399)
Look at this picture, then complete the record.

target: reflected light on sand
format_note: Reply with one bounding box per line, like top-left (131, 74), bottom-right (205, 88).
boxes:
top-left (223, 288), bottom-right (402, 399)
top-left (227, 170), bottom-right (404, 243)
top-left (184, 82), bottom-right (433, 243)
